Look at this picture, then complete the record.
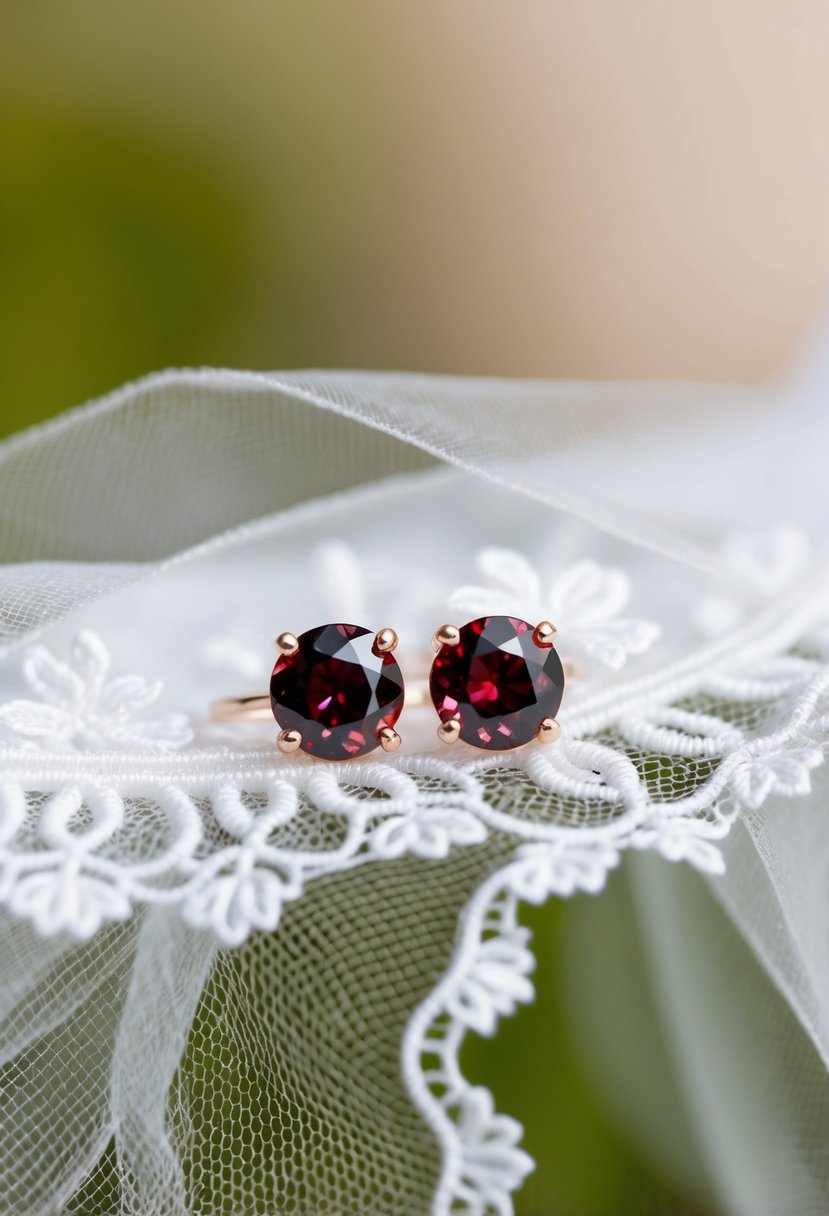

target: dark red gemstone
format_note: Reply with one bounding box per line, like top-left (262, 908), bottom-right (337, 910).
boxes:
top-left (429, 615), bottom-right (565, 750)
top-left (270, 624), bottom-right (404, 760)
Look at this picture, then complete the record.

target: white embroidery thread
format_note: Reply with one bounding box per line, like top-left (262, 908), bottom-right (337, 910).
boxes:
top-left (2, 543), bottom-right (828, 1216)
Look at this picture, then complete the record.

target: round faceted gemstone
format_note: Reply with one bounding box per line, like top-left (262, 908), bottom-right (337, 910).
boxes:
top-left (270, 623), bottom-right (404, 760)
top-left (430, 615), bottom-right (565, 751)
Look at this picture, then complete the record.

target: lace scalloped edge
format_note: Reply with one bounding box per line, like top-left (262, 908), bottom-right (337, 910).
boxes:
top-left (1, 619), bottom-right (829, 1213)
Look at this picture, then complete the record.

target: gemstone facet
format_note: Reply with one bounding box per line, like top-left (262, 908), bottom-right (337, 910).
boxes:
top-left (429, 615), bottom-right (565, 750)
top-left (270, 623), bottom-right (404, 760)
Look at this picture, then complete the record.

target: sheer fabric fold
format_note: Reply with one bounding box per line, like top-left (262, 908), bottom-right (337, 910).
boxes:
top-left (1, 367), bottom-right (827, 1215)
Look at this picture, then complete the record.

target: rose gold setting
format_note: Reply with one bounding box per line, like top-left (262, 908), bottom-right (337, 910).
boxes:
top-left (437, 715), bottom-right (461, 744)
top-left (532, 620), bottom-right (558, 647)
top-left (378, 724), bottom-right (402, 752)
top-left (373, 627), bottom-right (399, 655)
top-left (432, 624), bottom-right (461, 653)
top-left (213, 618), bottom-right (571, 758)
top-left (210, 694), bottom-right (272, 723)
top-left (276, 727), bottom-right (302, 753)
top-left (537, 716), bottom-right (561, 744)
top-left (274, 631), bottom-right (299, 656)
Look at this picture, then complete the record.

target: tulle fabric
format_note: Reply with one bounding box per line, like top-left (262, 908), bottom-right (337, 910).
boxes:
top-left (3, 367), bottom-right (822, 647)
top-left (1, 366), bottom-right (827, 1215)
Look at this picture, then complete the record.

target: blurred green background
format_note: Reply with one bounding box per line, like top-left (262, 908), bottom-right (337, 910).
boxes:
top-left (0, 5), bottom-right (425, 437)
top-left (463, 881), bottom-right (712, 1216)
top-left (2, 2), bottom-right (827, 439)
top-left (4, 4), bottom-right (823, 1211)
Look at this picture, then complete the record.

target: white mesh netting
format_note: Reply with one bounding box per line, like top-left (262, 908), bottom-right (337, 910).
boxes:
top-left (1, 367), bottom-right (829, 1215)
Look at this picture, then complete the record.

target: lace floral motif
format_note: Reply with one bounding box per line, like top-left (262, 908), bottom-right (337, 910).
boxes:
top-left (694, 526), bottom-right (811, 638)
top-left (0, 630), bottom-right (192, 752)
top-left (450, 547), bottom-right (660, 670)
top-left (1, 545), bottom-right (828, 1215)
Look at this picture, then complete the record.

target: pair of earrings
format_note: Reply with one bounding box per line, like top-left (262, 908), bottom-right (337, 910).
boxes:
top-left (263, 614), bottom-right (565, 762)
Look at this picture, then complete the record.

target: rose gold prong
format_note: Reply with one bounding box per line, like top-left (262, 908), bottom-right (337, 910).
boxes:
top-left (437, 716), bottom-right (461, 744)
top-left (373, 627), bottom-right (399, 655)
top-left (275, 632), bottom-right (299, 656)
top-left (537, 717), bottom-right (561, 744)
top-left (432, 624), bottom-right (461, 653)
top-left (378, 725), bottom-right (401, 753)
top-left (533, 621), bottom-right (558, 648)
top-left (277, 727), bottom-right (302, 753)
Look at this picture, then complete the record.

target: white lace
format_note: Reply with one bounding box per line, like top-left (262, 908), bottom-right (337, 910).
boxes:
top-left (2, 540), bottom-right (827, 1216)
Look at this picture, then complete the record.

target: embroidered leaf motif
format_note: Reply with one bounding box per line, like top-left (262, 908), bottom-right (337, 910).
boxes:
top-left (509, 841), bottom-right (620, 903)
top-left (8, 869), bottom-right (131, 940)
top-left (446, 931), bottom-right (535, 1037)
top-left (450, 549), bottom-right (659, 671)
top-left (730, 744), bottom-right (824, 811)
top-left (453, 1086), bottom-right (535, 1211)
top-left (632, 818), bottom-right (727, 876)
top-left (370, 807), bottom-right (487, 860)
top-left (182, 863), bottom-right (302, 948)
top-left (450, 547), bottom-right (542, 619)
top-left (0, 630), bottom-right (192, 752)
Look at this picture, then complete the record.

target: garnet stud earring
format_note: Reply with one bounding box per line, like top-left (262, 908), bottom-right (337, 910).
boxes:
top-left (429, 615), bottom-right (565, 751)
top-left (211, 615), bottom-right (564, 759)
top-left (211, 623), bottom-right (405, 761)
